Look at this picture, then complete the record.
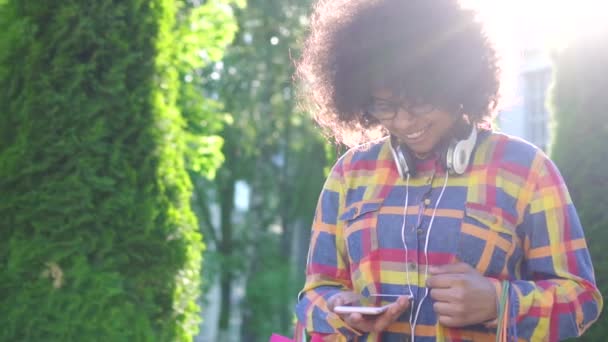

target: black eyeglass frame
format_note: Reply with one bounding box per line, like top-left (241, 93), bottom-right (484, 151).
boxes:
top-left (364, 97), bottom-right (437, 122)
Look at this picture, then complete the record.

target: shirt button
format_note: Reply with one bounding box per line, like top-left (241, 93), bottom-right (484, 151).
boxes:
top-left (417, 228), bottom-right (425, 236)
top-left (406, 262), bottom-right (417, 271)
top-left (423, 198), bottom-right (431, 206)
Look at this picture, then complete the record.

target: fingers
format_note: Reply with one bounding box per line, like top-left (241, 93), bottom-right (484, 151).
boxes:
top-left (435, 314), bottom-right (462, 328)
top-left (327, 291), bottom-right (361, 311)
top-left (433, 300), bottom-right (475, 328)
top-left (372, 295), bottom-right (411, 330)
top-left (387, 295), bottom-right (412, 316)
top-left (343, 295), bottom-right (412, 333)
top-left (430, 288), bottom-right (468, 327)
top-left (428, 270), bottom-right (499, 327)
top-left (429, 287), bottom-right (463, 303)
top-left (429, 262), bottom-right (473, 275)
top-left (432, 301), bottom-right (463, 318)
top-left (426, 273), bottom-right (464, 289)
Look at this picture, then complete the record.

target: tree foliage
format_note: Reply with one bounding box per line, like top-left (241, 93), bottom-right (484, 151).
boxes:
top-left (0, 1), bottom-right (235, 340)
top-left (177, 0), bottom-right (241, 179)
top-left (194, 0), bottom-right (334, 340)
top-left (549, 30), bottom-right (608, 340)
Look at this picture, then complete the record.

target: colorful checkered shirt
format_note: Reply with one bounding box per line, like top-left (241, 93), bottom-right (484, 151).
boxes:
top-left (295, 130), bottom-right (602, 341)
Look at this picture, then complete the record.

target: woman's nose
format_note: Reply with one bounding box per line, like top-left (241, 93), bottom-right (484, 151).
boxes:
top-left (389, 108), bottom-right (416, 129)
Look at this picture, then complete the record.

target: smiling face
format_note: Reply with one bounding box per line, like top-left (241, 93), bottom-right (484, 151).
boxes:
top-left (368, 89), bottom-right (458, 157)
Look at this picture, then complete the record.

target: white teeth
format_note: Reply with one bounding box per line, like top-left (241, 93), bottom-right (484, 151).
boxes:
top-left (406, 129), bottom-right (425, 139)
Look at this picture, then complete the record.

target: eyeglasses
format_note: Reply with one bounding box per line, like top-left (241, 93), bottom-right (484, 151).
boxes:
top-left (365, 98), bottom-right (436, 121)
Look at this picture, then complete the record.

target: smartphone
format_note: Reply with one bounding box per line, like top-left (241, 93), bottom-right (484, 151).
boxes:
top-left (333, 303), bottom-right (392, 315)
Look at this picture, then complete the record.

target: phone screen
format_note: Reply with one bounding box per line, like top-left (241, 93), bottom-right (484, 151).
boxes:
top-left (333, 303), bottom-right (391, 315)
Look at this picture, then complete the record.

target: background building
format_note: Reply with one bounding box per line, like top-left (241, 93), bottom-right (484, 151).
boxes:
top-left (497, 29), bottom-right (554, 151)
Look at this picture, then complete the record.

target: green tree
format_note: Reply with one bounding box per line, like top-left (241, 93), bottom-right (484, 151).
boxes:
top-left (0, 1), bottom-right (234, 340)
top-left (195, 0), bottom-right (333, 340)
top-left (549, 29), bottom-right (608, 340)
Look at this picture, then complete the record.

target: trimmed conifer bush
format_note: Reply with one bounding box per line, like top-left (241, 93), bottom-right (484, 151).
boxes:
top-left (0, 1), bottom-right (203, 340)
top-left (549, 30), bottom-right (608, 340)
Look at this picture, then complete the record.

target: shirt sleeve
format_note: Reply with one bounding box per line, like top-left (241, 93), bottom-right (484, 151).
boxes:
top-left (294, 158), bottom-right (362, 340)
top-left (511, 152), bottom-right (603, 341)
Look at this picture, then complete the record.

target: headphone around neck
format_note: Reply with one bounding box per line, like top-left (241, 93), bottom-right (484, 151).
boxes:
top-left (389, 125), bottom-right (478, 178)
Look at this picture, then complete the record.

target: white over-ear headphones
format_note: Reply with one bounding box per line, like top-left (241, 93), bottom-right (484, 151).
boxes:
top-left (445, 124), bottom-right (477, 175)
top-left (389, 135), bottom-right (415, 177)
top-left (390, 125), bottom-right (478, 177)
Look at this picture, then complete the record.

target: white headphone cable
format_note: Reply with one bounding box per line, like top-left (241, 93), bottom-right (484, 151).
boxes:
top-left (398, 173), bottom-right (417, 341)
top-left (400, 173), bottom-right (414, 299)
top-left (409, 171), bottom-right (449, 342)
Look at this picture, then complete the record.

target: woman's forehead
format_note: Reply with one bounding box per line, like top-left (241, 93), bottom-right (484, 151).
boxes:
top-left (371, 89), bottom-right (422, 103)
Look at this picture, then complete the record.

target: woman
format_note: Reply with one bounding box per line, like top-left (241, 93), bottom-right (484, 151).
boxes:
top-left (294, 0), bottom-right (602, 341)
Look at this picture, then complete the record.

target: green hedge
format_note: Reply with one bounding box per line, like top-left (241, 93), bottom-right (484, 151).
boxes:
top-left (0, 1), bottom-right (203, 340)
top-left (549, 31), bottom-right (608, 340)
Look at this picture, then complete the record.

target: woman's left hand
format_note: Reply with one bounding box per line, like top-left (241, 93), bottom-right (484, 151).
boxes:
top-left (426, 262), bottom-right (498, 327)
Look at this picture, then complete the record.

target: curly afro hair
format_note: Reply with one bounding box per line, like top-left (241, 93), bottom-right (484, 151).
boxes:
top-left (297, 0), bottom-right (501, 147)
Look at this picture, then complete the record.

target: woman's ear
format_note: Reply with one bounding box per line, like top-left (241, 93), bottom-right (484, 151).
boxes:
top-left (453, 114), bottom-right (472, 140)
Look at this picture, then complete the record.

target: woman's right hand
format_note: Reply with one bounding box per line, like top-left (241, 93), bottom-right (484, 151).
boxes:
top-left (327, 292), bottom-right (411, 334)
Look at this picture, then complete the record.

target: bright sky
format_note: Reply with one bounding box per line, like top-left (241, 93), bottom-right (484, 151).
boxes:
top-left (461, 0), bottom-right (608, 49)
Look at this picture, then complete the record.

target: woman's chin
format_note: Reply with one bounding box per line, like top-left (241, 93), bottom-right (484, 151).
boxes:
top-left (407, 143), bottom-right (435, 159)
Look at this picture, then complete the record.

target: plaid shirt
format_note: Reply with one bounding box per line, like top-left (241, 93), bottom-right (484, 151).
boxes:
top-left (295, 131), bottom-right (602, 341)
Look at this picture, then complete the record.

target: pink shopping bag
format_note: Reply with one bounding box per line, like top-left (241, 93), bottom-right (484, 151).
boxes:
top-left (269, 333), bottom-right (294, 342)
